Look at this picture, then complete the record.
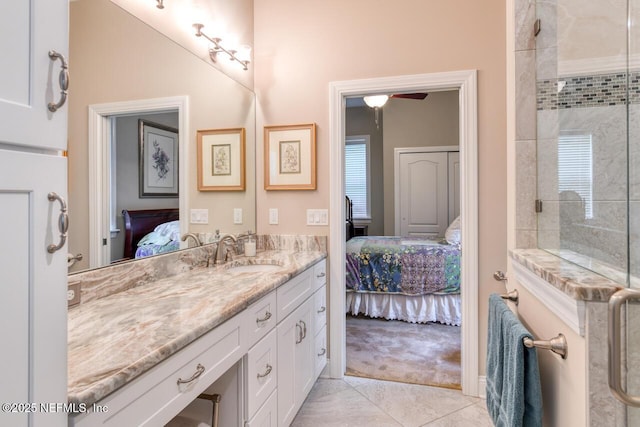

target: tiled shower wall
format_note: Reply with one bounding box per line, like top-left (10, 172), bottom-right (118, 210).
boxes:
top-left (515, 0), bottom-right (638, 279)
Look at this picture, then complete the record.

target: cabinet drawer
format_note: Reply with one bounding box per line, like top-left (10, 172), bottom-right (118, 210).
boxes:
top-left (313, 285), bottom-right (327, 336)
top-left (245, 329), bottom-right (277, 419)
top-left (246, 389), bottom-right (277, 427)
top-left (312, 259), bottom-right (326, 291)
top-left (276, 268), bottom-right (313, 322)
top-left (70, 316), bottom-right (244, 427)
top-left (314, 325), bottom-right (327, 380)
top-left (243, 291), bottom-right (277, 347)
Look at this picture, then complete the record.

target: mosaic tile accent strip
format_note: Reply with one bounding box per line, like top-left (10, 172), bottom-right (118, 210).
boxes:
top-left (537, 71), bottom-right (640, 110)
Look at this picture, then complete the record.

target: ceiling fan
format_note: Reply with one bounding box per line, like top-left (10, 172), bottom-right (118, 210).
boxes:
top-left (362, 92), bottom-right (428, 108)
top-left (390, 92), bottom-right (429, 100)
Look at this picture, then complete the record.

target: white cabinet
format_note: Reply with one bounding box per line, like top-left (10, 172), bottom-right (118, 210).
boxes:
top-left (276, 259), bottom-right (327, 426)
top-left (245, 329), bottom-right (278, 419)
top-left (2, 2), bottom-right (69, 426)
top-left (71, 258), bottom-right (327, 427)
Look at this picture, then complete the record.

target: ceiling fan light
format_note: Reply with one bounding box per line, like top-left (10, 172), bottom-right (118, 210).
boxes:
top-left (363, 95), bottom-right (389, 108)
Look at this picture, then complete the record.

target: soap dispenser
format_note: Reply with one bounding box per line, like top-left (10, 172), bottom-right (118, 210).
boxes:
top-left (245, 233), bottom-right (256, 257)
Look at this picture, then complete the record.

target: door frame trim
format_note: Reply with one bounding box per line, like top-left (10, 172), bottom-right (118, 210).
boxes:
top-left (87, 96), bottom-right (189, 268)
top-left (328, 70), bottom-right (479, 396)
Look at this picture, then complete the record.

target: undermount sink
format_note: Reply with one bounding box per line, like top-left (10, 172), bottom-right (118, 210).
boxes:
top-left (224, 262), bottom-right (284, 273)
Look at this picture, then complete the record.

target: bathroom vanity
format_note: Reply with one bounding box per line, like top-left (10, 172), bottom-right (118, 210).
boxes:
top-left (67, 246), bottom-right (326, 427)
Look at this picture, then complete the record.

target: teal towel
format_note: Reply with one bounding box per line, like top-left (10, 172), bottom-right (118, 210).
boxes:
top-left (486, 293), bottom-right (543, 427)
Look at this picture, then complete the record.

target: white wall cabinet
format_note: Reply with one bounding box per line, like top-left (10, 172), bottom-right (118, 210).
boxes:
top-left (1, 1), bottom-right (69, 426)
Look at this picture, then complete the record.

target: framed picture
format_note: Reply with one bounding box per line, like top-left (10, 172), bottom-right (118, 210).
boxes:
top-left (264, 123), bottom-right (316, 190)
top-left (197, 128), bottom-right (246, 191)
top-left (139, 119), bottom-right (179, 198)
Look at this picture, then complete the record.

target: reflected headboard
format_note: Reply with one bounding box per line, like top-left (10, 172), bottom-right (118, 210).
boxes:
top-left (122, 208), bottom-right (180, 260)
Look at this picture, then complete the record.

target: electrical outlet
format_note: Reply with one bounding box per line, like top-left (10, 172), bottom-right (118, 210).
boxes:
top-left (67, 283), bottom-right (81, 307)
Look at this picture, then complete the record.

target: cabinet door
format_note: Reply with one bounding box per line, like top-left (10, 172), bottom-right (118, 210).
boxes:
top-left (277, 299), bottom-right (313, 427)
top-left (0, 150), bottom-right (68, 427)
top-left (0, 0), bottom-right (68, 151)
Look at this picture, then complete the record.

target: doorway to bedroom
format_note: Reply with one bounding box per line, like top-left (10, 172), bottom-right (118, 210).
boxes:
top-left (343, 91), bottom-right (462, 390)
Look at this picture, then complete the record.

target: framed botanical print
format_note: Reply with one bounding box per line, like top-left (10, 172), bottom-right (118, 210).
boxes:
top-left (197, 128), bottom-right (246, 191)
top-left (139, 119), bottom-right (179, 198)
top-left (264, 123), bottom-right (316, 190)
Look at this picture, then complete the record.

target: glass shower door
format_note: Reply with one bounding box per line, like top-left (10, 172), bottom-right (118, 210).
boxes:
top-left (536, 0), bottom-right (630, 283)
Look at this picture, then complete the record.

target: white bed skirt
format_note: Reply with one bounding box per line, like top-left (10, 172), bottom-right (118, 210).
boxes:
top-left (346, 292), bottom-right (461, 326)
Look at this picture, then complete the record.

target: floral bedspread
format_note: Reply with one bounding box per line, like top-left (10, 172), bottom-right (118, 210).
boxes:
top-left (346, 236), bottom-right (461, 295)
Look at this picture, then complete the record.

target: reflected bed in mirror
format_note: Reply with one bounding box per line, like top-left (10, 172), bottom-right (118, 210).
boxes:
top-left (67, 0), bottom-right (256, 273)
top-left (120, 209), bottom-right (180, 262)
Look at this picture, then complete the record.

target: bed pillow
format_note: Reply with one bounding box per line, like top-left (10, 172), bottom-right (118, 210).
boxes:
top-left (153, 220), bottom-right (181, 241)
top-left (445, 216), bottom-right (461, 245)
top-left (137, 231), bottom-right (172, 247)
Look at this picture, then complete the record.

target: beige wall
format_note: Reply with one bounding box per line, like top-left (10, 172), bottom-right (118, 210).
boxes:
top-left (68, 0), bottom-right (256, 271)
top-left (254, 0), bottom-right (508, 377)
top-left (383, 91), bottom-right (459, 234)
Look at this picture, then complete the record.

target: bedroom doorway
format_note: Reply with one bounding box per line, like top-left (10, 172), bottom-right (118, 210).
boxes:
top-left (329, 70), bottom-right (479, 396)
top-left (344, 95), bottom-right (462, 389)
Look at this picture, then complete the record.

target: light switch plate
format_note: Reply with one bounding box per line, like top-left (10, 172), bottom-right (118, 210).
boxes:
top-left (306, 209), bottom-right (328, 225)
top-left (233, 208), bottom-right (243, 224)
top-left (190, 208), bottom-right (209, 224)
top-left (269, 208), bottom-right (279, 225)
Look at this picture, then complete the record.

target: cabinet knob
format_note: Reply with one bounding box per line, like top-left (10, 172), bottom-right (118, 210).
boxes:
top-left (317, 306), bottom-right (326, 314)
top-left (317, 348), bottom-right (326, 357)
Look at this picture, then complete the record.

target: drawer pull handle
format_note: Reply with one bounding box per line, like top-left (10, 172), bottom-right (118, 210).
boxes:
top-left (177, 363), bottom-right (205, 385)
top-left (300, 320), bottom-right (307, 340)
top-left (48, 50), bottom-right (69, 112)
top-left (318, 348), bottom-right (326, 357)
top-left (316, 272), bottom-right (326, 278)
top-left (296, 323), bottom-right (303, 344)
top-left (256, 311), bottom-right (272, 324)
top-left (317, 306), bottom-right (326, 313)
top-left (257, 364), bottom-right (273, 379)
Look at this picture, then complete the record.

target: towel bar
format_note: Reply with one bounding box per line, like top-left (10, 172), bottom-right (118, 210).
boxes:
top-left (500, 289), bottom-right (519, 305)
top-left (523, 333), bottom-right (567, 359)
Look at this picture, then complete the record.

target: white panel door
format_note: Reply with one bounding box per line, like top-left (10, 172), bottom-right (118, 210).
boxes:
top-left (0, 150), bottom-right (68, 427)
top-left (398, 152), bottom-right (448, 237)
top-left (0, 0), bottom-right (68, 151)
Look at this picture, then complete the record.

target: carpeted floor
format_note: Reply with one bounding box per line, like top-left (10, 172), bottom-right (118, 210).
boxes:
top-left (345, 315), bottom-right (461, 390)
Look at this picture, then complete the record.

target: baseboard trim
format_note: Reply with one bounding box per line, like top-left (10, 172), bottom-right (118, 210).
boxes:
top-left (477, 376), bottom-right (486, 399)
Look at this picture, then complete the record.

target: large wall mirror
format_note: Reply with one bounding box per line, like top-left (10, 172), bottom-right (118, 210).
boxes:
top-left (67, 0), bottom-right (256, 273)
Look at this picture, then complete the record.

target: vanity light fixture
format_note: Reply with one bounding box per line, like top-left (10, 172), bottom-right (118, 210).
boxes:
top-left (193, 23), bottom-right (251, 71)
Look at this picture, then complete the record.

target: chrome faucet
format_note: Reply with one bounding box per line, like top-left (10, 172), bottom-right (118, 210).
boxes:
top-left (181, 233), bottom-right (202, 247)
top-left (214, 234), bottom-right (237, 264)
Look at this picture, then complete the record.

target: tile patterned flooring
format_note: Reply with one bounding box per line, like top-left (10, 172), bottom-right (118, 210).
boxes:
top-left (291, 376), bottom-right (493, 427)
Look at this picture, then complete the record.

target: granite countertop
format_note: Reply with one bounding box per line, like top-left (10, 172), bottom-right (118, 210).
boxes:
top-left (510, 248), bottom-right (623, 301)
top-left (67, 250), bottom-right (326, 407)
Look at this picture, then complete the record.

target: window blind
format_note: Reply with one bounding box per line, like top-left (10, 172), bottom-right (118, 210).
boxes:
top-left (345, 137), bottom-right (370, 219)
top-left (558, 134), bottom-right (593, 219)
